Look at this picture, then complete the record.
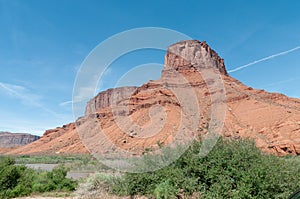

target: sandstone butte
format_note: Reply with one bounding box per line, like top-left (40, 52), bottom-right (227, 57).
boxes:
top-left (2, 40), bottom-right (300, 156)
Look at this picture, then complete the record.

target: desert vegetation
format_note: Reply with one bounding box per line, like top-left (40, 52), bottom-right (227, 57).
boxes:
top-left (1, 138), bottom-right (300, 198)
top-left (0, 157), bottom-right (77, 198)
top-left (13, 154), bottom-right (93, 164)
top-left (77, 138), bottom-right (300, 199)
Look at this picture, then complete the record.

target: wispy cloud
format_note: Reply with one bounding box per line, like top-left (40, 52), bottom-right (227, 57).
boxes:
top-left (59, 99), bottom-right (83, 107)
top-left (59, 100), bottom-right (73, 107)
top-left (0, 119), bottom-right (51, 135)
top-left (261, 78), bottom-right (296, 88)
top-left (73, 86), bottom-right (95, 102)
top-left (0, 116), bottom-right (71, 136)
top-left (0, 82), bottom-right (60, 118)
top-left (229, 46), bottom-right (300, 73)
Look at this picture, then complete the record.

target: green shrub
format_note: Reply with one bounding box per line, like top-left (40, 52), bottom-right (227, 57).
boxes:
top-left (111, 138), bottom-right (300, 198)
top-left (0, 158), bottom-right (77, 198)
top-left (31, 165), bottom-right (77, 192)
top-left (153, 180), bottom-right (178, 199)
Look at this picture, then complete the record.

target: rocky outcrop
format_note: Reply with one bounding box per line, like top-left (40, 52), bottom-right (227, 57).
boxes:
top-left (85, 87), bottom-right (138, 115)
top-left (164, 40), bottom-right (227, 75)
top-left (0, 132), bottom-right (39, 148)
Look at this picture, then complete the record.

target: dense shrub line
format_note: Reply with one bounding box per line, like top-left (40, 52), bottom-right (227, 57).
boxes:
top-left (0, 158), bottom-right (77, 199)
top-left (3, 138), bottom-right (300, 198)
top-left (107, 138), bottom-right (300, 198)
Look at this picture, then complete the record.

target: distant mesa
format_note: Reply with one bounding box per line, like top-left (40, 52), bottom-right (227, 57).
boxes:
top-left (0, 131), bottom-right (40, 148)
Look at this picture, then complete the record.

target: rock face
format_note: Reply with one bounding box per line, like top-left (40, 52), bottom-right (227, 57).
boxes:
top-left (4, 40), bottom-right (300, 156)
top-left (85, 87), bottom-right (138, 115)
top-left (164, 40), bottom-right (227, 75)
top-left (0, 132), bottom-right (39, 148)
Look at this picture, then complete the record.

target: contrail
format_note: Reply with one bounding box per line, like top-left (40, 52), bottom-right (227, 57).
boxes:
top-left (228, 46), bottom-right (300, 73)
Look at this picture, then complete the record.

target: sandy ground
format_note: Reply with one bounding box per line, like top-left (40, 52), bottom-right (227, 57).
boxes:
top-left (16, 197), bottom-right (73, 199)
top-left (16, 194), bottom-right (150, 199)
top-left (17, 197), bottom-right (148, 199)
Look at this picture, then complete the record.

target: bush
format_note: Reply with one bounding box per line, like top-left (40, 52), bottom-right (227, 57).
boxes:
top-left (75, 173), bottom-right (121, 198)
top-left (111, 138), bottom-right (300, 198)
top-left (0, 158), bottom-right (77, 198)
top-left (31, 165), bottom-right (77, 192)
top-left (153, 180), bottom-right (178, 199)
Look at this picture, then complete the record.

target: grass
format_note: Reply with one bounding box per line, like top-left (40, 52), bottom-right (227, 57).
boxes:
top-left (0, 154), bottom-right (110, 174)
top-left (11, 154), bottom-right (93, 164)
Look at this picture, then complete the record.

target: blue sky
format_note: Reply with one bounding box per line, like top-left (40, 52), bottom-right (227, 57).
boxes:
top-left (0, 0), bottom-right (299, 135)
